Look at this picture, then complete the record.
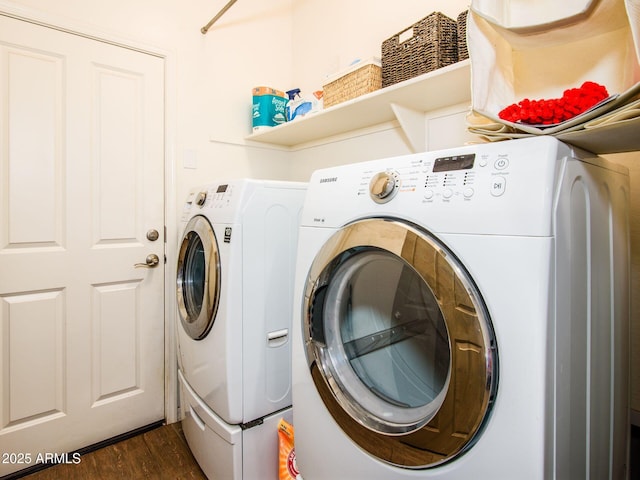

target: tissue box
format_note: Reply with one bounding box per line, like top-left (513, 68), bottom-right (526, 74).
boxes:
top-left (322, 59), bottom-right (382, 108)
top-left (252, 86), bottom-right (287, 131)
top-left (381, 12), bottom-right (459, 87)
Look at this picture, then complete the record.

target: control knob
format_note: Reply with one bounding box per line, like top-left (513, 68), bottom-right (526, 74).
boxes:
top-left (195, 191), bottom-right (207, 207)
top-left (369, 171), bottom-right (399, 203)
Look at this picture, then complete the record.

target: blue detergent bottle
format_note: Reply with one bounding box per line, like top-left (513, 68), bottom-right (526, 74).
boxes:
top-left (286, 88), bottom-right (313, 121)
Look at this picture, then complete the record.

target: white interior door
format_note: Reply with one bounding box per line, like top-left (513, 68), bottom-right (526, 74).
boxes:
top-left (0, 14), bottom-right (165, 476)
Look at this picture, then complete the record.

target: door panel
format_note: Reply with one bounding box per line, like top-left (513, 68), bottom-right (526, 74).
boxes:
top-left (91, 280), bottom-right (143, 403)
top-left (0, 14), bottom-right (165, 476)
top-left (94, 65), bottom-right (142, 243)
top-left (4, 45), bottom-right (64, 250)
top-left (4, 290), bottom-right (65, 424)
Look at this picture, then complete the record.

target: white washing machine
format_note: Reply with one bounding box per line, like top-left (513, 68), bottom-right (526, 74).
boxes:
top-left (291, 137), bottom-right (630, 479)
top-left (176, 179), bottom-right (306, 479)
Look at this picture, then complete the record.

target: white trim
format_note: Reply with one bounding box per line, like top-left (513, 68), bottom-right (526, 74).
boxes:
top-left (0, 0), bottom-right (179, 424)
top-left (163, 47), bottom-right (179, 426)
top-left (0, 0), bottom-right (166, 57)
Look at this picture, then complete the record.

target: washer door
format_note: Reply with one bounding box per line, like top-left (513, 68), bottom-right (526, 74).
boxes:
top-left (303, 218), bottom-right (497, 468)
top-left (177, 215), bottom-right (221, 340)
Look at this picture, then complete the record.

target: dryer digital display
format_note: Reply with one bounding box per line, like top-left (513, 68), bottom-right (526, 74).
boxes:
top-left (433, 154), bottom-right (475, 172)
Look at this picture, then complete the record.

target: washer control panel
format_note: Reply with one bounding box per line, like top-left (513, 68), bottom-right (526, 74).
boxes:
top-left (200, 183), bottom-right (235, 209)
top-left (181, 182), bottom-right (238, 222)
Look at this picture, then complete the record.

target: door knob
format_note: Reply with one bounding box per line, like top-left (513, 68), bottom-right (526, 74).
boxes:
top-left (134, 254), bottom-right (160, 268)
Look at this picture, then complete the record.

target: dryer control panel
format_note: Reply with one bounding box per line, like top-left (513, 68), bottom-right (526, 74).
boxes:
top-left (305, 137), bottom-right (582, 236)
top-left (361, 150), bottom-right (513, 206)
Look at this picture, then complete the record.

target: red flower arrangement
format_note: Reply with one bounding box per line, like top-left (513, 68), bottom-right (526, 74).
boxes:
top-left (498, 81), bottom-right (609, 125)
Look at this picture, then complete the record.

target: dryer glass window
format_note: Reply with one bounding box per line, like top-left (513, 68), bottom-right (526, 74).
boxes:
top-left (317, 248), bottom-right (451, 433)
top-left (304, 218), bottom-right (497, 466)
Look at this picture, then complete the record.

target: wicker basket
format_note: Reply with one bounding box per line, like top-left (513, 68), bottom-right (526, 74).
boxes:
top-left (381, 12), bottom-right (458, 87)
top-left (457, 10), bottom-right (469, 61)
top-left (323, 59), bottom-right (382, 108)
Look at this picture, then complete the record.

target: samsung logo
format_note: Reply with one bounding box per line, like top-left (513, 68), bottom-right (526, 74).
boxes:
top-left (319, 176), bottom-right (338, 184)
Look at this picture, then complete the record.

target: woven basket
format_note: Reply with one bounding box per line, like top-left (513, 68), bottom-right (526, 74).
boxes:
top-left (381, 12), bottom-right (458, 87)
top-left (457, 10), bottom-right (469, 61)
top-left (323, 60), bottom-right (382, 108)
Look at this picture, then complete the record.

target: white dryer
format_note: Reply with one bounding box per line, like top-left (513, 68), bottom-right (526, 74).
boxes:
top-left (176, 179), bottom-right (306, 480)
top-left (291, 137), bottom-right (630, 479)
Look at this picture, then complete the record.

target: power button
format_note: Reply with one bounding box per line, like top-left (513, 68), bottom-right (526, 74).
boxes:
top-left (494, 158), bottom-right (509, 170)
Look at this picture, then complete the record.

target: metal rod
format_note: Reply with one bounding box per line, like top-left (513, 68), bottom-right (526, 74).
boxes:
top-left (201, 0), bottom-right (238, 34)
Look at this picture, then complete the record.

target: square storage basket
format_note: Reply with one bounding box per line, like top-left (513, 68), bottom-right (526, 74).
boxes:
top-left (457, 10), bottom-right (469, 61)
top-left (323, 59), bottom-right (382, 108)
top-left (381, 12), bottom-right (459, 87)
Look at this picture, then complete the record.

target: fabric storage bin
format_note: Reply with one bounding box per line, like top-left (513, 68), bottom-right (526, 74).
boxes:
top-left (470, 0), bottom-right (599, 31)
top-left (323, 58), bottom-right (382, 108)
top-left (466, 0), bottom-right (640, 153)
top-left (468, 0), bottom-right (639, 122)
top-left (381, 12), bottom-right (458, 87)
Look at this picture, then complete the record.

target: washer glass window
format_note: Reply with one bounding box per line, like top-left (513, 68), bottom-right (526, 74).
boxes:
top-left (182, 233), bottom-right (206, 318)
top-left (177, 216), bottom-right (221, 340)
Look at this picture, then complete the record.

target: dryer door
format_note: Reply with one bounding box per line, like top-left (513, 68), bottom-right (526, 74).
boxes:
top-left (304, 218), bottom-right (497, 468)
top-left (177, 215), bottom-right (221, 340)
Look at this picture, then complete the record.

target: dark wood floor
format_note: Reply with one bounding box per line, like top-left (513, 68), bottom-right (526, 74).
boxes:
top-left (18, 423), bottom-right (206, 480)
